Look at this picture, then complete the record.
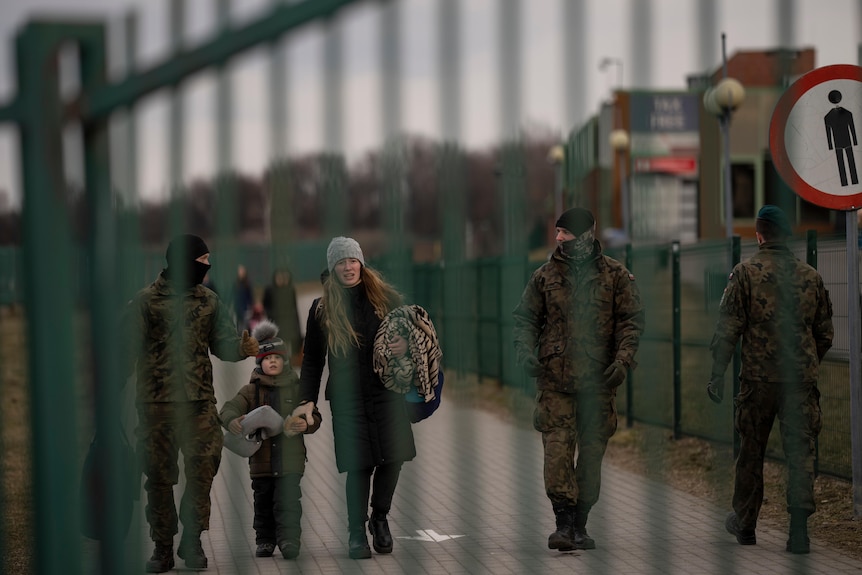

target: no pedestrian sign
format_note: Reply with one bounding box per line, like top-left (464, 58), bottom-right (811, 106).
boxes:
top-left (770, 64), bottom-right (862, 210)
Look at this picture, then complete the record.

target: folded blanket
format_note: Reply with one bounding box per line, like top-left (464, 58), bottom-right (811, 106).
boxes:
top-left (373, 304), bottom-right (442, 402)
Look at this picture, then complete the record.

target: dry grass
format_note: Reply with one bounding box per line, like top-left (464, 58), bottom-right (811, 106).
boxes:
top-left (1, 305), bottom-right (32, 574)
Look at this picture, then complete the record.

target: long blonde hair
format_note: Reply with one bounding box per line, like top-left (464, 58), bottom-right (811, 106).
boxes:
top-left (317, 266), bottom-right (403, 356)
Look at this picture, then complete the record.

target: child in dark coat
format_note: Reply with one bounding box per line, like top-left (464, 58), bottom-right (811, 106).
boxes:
top-left (220, 320), bottom-right (322, 560)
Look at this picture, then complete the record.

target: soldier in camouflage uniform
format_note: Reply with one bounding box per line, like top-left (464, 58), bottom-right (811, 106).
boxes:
top-left (513, 208), bottom-right (644, 552)
top-left (707, 205), bottom-right (833, 555)
top-left (124, 234), bottom-right (260, 573)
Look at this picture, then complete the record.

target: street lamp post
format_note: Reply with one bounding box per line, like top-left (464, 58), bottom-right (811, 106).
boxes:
top-left (599, 57), bottom-right (623, 91)
top-left (610, 129), bottom-right (630, 240)
top-left (706, 77), bottom-right (746, 239)
top-left (703, 34), bottom-right (746, 240)
top-left (547, 144), bottom-right (565, 216)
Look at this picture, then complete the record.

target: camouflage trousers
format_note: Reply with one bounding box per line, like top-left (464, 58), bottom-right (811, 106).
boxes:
top-left (136, 400), bottom-right (224, 544)
top-left (533, 389), bottom-right (618, 508)
top-left (732, 379), bottom-right (822, 530)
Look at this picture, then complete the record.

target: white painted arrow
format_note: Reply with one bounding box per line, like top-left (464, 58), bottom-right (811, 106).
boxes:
top-left (397, 529), bottom-right (465, 542)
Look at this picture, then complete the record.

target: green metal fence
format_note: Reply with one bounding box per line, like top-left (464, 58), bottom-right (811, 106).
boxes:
top-left (0, 0), bottom-right (856, 573)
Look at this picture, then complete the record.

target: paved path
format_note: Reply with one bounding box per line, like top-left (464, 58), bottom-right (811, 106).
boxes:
top-left (104, 354), bottom-right (860, 575)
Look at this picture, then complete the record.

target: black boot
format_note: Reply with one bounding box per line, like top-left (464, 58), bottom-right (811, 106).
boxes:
top-left (547, 504), bottom-right (575, 551)
top-left (145, 543), bottom-right (174, 573)
top-left (177, 534), bottom-right (208, 570)
top-left (573, 504), bottom-right (596, 550)
top-left (369, 511), bottom-right (394, 553)
top-left (786, 508), bottom-right (810, 554)
top-left (725, 512), bottom-right (757, 545)
top-left (348, 525), bottom-right (372, 559)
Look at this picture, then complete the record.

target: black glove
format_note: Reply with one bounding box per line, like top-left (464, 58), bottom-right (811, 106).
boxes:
top-left (706, 378), bottom-right (724, 404)
top-left (523, 355), bottom-right (542, 377)
top-left (603, 361), bottom-right (627, 388)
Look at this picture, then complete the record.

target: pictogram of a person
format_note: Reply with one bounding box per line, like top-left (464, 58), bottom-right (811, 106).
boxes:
top-left (824, 89), bottom-right (858, 186)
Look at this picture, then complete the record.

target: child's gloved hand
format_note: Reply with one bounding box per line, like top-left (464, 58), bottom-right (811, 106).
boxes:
top-left (283, 415), bottom-right (309, 438)
top-left (229, 415), bottom-right (245, 435)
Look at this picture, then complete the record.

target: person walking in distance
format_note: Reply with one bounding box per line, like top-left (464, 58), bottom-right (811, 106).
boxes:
top-left (123, 234), bottom-right (260, 572)
top-left (707, 205), bottom-right (833, 555)
top-left (513, 208), bottom-right (644, 551)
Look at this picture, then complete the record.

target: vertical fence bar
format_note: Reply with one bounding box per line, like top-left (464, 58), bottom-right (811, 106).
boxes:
top-left (498, 0), bottom-right (521, 141)
top-left (562, 0), bottom-right (587, 132)
top-left (732, 234), bottom-right (742, 458)
top-left (625, 242), bottom-right (634, 427)
top-left (672, 240), bottom-right (681, 439)
top-left (439, 0), bottom-right (460, 142)
top-left (17, 23), bottom-right (83, 575)
top-left (81, 25), bottom-right (136, 574)
top-left (169, 0), bottom-right (186, 199)
top-left (807, 229), bottom-right (821, 477)
top-left (847, 211), bottom-right (862, 516)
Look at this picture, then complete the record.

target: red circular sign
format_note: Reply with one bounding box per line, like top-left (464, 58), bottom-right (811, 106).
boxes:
top-left (769, 64), bottom-right (862, 211)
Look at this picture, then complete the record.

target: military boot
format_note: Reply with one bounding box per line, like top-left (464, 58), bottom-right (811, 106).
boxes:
top-left (786, 508), bottom-right (810, 554)
top-left (547, 504), bottom-right (575, 551)
top-left (573, 503), bottom-right (596, 550)
top-left (177, 534), bottom-right (208, 570)
top-left (145, 543), bottom-right (174, 573)
top-left (725, 512), bottom-right (756, 545)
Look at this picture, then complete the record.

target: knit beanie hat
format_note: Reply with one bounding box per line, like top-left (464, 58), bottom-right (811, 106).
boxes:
top-left (555, 208), bottom-right (595, 236)
top-left (756, 205), bottom-right (792, 236)
top-left (252, 320), bottom-right (287, 365)
top-left (326, 236), bottom-right (365, 272)
top-left (166, 234), bottom-right (209, 266)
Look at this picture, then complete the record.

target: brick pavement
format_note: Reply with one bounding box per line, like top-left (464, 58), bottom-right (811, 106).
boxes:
top-left (103, 355), bottom-right (859, 575)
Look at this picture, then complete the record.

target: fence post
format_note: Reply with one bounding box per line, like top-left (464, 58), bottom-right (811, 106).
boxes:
top-left (732, 234), bottom-right (742, 458)
top-left (807, 229), bottom-right (820, 476)
top-left (625, 242), bottom-right (634, 428)
top-left (672, 241), bottom-right (681, 439)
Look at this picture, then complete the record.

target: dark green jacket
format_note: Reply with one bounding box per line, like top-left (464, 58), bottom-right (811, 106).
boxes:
top-left (710, 242), bottom-right (833, 383)
top-left (125, 271), bottom-right (248, 404)
top-left (513, 242), bottom-right (645, 392)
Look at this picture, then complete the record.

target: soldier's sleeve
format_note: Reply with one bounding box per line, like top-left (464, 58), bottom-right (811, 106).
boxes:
top-left (612, 268), bottom-right (645, 370)
top-left (512, 272), bottom-right (544, 366)
top-left (813, 278), bottom-right (834, 363)
top-left (709, 265), bottom-right (747, 377)
top-left (210, 295), bottom-right (246, 362)
top-left (119, 294), bottom-right (144, 381)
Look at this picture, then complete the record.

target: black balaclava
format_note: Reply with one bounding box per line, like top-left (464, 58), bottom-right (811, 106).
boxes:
top-left (165, 234), bottom-right (210, 289)
top-left (555, 208), bottom-right (596, 264)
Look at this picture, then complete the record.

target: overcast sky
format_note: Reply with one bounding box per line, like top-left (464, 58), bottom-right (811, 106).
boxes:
top-left (0, 0), bottom-right (859, 206)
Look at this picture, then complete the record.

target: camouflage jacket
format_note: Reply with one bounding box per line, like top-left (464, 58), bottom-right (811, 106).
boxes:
top-left (220, 369), bottom-right (322, 478)
top-left (125, 271), bottom-right (248, 404)
top-left (710, 242), bottom-right (833, 383)
top-left (512, 242), bottom-right (645, 392)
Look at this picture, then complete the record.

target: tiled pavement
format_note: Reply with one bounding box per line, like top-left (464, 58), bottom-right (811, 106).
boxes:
top-left (105, 355), bottom-right (861, 575)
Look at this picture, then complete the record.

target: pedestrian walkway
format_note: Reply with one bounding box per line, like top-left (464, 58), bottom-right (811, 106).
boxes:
top-left (119, 357), bottom-right (860, 575)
